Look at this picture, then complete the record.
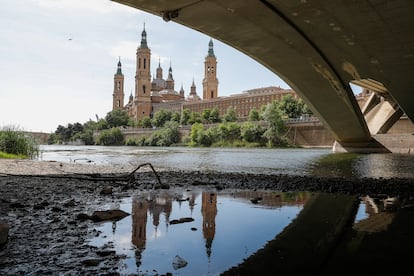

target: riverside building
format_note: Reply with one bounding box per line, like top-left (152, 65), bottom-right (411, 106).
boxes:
top-left (112, 26), bottom-right (297, 121)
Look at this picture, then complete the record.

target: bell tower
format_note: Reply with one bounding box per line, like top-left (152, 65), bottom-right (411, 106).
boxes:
top-left (112, 57), bottom-right (124, 110)
top-left (203, 39), bottom-right (218, 100)
top-left (134, 24), bottom-right (152, 120)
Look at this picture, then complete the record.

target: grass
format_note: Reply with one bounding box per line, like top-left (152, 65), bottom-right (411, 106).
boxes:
top-left (0, 126), bottom-right (39, 159)
top-left (0, 151), bottom-right (27, 159)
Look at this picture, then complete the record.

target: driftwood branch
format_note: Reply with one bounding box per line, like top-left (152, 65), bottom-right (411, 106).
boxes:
top-left (127, 162), bottom-right (163, 187)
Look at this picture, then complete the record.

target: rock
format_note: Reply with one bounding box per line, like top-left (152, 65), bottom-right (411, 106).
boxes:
top-left (0, 222), bottom-right (9, 248)
top-left (63, 199), bottom-right (76, 207)
top-left (77, 213), bottom-right (91, 220)
top-left (96, 250), bottom-right (116, 257)
top-left (172, 255), bottom-right (188, 270)
top-left (90, 210), bottom-right (130, 222)
top-left (82, 258), bottom-right (102, 266)
top-left (10, 202), bottom-right (25, 208)
top-left (169, 217), bottom-right (194, 225)
top-left (250, 197), bottom-right (263, 204)
top-left (100, 186), bottom-right (113, 195)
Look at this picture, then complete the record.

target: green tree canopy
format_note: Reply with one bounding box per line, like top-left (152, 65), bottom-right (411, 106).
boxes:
top-left (181, 109), bottom-right (191, 125)
top-left (105, 109), bottom-right (129, 128)
top-left (248, 107), bottom-right (261, 121)
top-left (141, 117), bottom-right (153, 128)
top-left (188, 111), bottom-right (202, 124)
top-left (279, 94), bottom-right (304, 118)
top-left (209, 107), bottom-right (221, 123)
top-left (223, 106), bottom-right (237, 122)
top-left (152, 109), bottom-right (172, 128)
top-left (262, 101), bottom-right (286, 147)
top-left (96, 127), bottom-right (124, 146)
top-left (241, 122), bottom-right (264, 143)
top-left (202, 108), bottom-right (212, 123)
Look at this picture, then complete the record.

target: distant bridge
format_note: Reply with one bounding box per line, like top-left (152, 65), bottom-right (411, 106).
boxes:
top-left (112, 0), bottom-right (414, 152)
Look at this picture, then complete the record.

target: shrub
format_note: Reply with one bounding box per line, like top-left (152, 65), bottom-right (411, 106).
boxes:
top-left (0, 126), bottom-right (39, 159)
top-left (96, 128), bottom-right (124, 146)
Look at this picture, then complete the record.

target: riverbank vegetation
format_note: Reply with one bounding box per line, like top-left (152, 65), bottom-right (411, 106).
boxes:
top-left (0, 126), bottom-right (39, 159)
top-left (48, 95), bottom-right (311, 148)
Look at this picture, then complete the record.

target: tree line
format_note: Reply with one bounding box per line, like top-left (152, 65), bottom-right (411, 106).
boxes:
top-left (48, 94), bottom-right (312, 147)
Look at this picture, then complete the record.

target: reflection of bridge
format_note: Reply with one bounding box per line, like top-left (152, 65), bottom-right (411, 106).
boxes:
top-left (112, 0), bottom-right (414, 152)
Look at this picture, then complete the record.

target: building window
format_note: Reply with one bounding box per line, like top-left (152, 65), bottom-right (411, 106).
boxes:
top-left (210, 90), bottom-right (214, 98)
top-left (143, 85), bottom-right (146, 94)
top-left (117, 100), bottom-right (121, 108)
top-left (144, 58), bottom-right (146, 69)
top-left (138, 58), bottom-right (141, 69)
top-left (117, 81), bottom-right (120, 91)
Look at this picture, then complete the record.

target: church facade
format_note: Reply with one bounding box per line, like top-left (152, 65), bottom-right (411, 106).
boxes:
top-left (112, 26), bottom-right (296, 121)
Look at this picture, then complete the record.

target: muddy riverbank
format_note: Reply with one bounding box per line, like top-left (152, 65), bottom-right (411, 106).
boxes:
top-left (1, 159), bottom-right (414, 275)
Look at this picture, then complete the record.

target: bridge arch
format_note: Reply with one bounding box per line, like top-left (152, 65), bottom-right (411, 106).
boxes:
top-left (113, 0), bottom-right (414, 152)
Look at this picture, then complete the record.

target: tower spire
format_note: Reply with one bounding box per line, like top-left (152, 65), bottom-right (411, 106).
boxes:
top-left (207, 38), bottom-right (215, 57)
top-left (116, 56), bottom-right (122, 75)
top-left (140, 23), bottom-right (148, 49)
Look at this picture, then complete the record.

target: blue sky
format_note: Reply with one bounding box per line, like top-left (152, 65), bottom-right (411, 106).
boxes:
top-left (0, 0), bottom-right (289, 133)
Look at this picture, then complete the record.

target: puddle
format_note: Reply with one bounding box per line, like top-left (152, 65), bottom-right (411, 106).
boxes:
top-left (88, 189), bottom-right (309, 275)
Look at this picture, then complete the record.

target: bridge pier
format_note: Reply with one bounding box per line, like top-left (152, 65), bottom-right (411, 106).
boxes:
top-left (332, 139), bottom-right (391, 153)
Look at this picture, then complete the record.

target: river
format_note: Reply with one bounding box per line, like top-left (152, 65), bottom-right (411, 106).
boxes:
top-left (39, 145), bottom-right (414, 179)
top-left (21, 145), bottom-right (411, 275)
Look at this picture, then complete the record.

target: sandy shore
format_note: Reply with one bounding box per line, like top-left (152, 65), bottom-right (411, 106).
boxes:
top-left (0, 159), bottom-right (142, 175)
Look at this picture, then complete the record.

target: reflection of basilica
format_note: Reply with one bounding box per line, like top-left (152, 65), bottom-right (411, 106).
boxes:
top-left (131, 194), bottom-right (174, 249)
top-left (201, 192), bottom-right (217, 258)
top-left (131, 199), bottom-right (148, 250)
top-left (129, 190), bottom-right (307, 269)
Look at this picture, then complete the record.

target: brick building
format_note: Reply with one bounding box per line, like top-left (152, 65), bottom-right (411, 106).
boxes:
top-left (112, 26), bottom-right (296, 121)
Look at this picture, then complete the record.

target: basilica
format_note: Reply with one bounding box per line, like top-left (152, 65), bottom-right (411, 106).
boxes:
top-left (112, 26), bottom-right (296, 121)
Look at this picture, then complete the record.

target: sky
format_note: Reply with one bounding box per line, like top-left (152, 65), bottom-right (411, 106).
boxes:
top-left (0, 0), bottom-right (290, 133)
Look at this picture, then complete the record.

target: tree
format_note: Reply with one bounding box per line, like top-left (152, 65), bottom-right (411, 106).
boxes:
top-left (190, 123), bottom-right (204, 144)
top-left (299, 99), bottom-right (313, 116)
top-left (171, 111), bottom-right (181, 123)
top-left (105, 109), bottom-right (129, 128)
top-left (223, 106), bottom-right (237, 122)
top-left (248, 107), bottom-right (261, 121)
top-left (279, 94), bottom-right (303, 118)
top-left (188, 111), bottom-right (202, 124)
top-left (96, 128), bottom-right (124, 146)
top-left (241, 122), bottom-right (264, 143)
top-left (152, 109), bottom-right (172, 128)
top-left (181, 109), bottom-right (191, 125)
top-left (209, 107), bottom-right (221, 123)
top-left (202, 108), bottom-right (211, 123)
top-left (54, 125), bottom-right (66, 143)
top-left (141, 117), bottom-right (152, 128)
top-left (262, 101), bottom-right (286, 147)
top-left (96, 118), bottom-right (109, 130)
top-left (225, 122), bottom-right (241, 141)
top-left (148, 121), bottom-right (180, 146)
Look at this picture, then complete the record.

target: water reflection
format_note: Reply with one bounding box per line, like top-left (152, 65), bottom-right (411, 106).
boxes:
top-left (354, 195), bottom-right (400, 232)
top-left (89, 190), bottom-right (309, 275)
top-left (309, 152), bottom-right (414, 178)
top-left (87, 189), bottom-right (414, 275)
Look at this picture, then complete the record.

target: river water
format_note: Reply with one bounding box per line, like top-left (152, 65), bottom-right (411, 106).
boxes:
top-left (36, 145), bottom-right (414, 275)
top-left (39, 145), bottom-right (414, 179)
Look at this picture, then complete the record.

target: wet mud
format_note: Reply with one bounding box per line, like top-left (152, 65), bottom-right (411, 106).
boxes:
top-left (1, 165), bottom-right (414, 275)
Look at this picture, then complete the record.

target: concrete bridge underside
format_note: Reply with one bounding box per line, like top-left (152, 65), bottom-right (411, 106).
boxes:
top-left (112, 0), bottom-right (414, 152)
